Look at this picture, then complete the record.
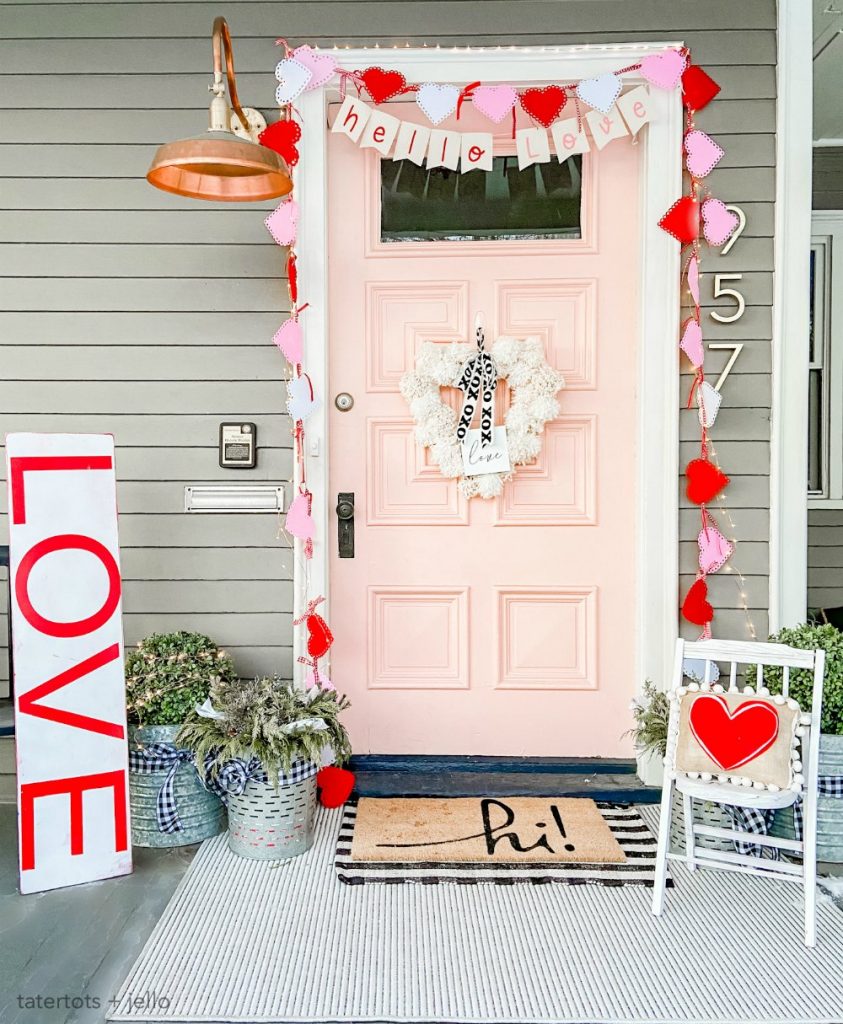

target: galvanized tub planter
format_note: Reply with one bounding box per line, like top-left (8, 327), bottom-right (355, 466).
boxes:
top-left (227, 773), bottom-right (318, 861)
top-left (769, 733), bottom-right (843, 863)
top-left (129, 724), bottom-right (226, 848)
top-left (670, 791), bottom-right (733, 854)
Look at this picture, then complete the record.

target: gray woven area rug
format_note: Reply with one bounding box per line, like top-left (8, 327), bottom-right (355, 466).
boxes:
top-left (109, 806), bottom-right (843, 1024)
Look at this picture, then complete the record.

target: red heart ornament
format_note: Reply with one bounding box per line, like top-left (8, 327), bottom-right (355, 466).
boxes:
top-left (685, 458), bottom-right (730, 505)
top-left (681, 64), bottom-right (721, 112)
top-left (688, 694), bottom-right (779, 771)
top-left (519, 86), bottom-right (567, 128)
top-left (306, 612), bottom-right (334, 659)
top-left (682, 578), bottom-right (713, 626)
top-left (360, 67), bottom-right (407, 104)
top-left (258, 118), bottom-right (301, 166)
top-left (317, 766), bottom-right (355, 808)
top-left (658, 196), bottom-right (700, 244)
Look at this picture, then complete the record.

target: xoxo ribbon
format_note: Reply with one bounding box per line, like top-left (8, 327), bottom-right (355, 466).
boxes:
top-left (456, 322), bottom-right (497, 448)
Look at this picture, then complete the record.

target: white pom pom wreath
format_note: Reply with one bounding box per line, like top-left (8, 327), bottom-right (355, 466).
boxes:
top-left (400, 336), bottom-right (565, 498)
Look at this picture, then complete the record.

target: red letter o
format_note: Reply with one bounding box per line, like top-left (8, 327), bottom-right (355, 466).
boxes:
top-left (15, 534), bottom-right (121, 638)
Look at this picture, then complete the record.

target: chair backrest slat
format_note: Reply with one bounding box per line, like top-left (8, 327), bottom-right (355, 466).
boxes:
top-left (728, 661), bottom-right (738, 692)
top-left (757, 664), bottom-right (763, 692)
top-left (783, 665), bottom-right (790, 699)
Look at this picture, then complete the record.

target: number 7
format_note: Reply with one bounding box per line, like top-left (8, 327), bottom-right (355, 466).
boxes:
top-left (708, 343), bottom-right (744, 392)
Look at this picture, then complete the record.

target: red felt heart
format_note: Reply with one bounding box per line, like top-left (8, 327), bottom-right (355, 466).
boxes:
top-left (685, 458), bottom-right (730, 505)
top-left (519, 86), bottom-right (567, 128)
top-left (360, 67), bottom-right (407, 104)
top-left (682, 578), bottom-right (714, 626)
top-left (681, 64), bottom-right (721, 112)
top-left (317, 766), bottom-right (355, 808)
top-left (258, 118), bottom-right (301, 166)
top-left (658, 196), bottom-right (700, 244)
top-left (688, 694), bottom-right (779, 771)
top-left (307, 612), bottom-right (334, 659)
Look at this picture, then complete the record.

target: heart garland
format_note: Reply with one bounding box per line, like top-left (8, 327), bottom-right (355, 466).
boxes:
top-left (686, 458), bottom-right (730, 505)
top-left (417, 82), bottom-right (460, 125)
top-left (682, 578), bottom-right (714, 627)
top-left (360, 67), bottom-right (408, 104)
top-left (258, 118), bottom-right (301, 166)
top-left (519, 86), bottom-right (567, 128)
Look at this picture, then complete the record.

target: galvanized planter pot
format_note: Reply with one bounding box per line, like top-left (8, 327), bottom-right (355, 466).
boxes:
top-left (769, 733), bottom-right (843, 863)
top-left (129, 724), bottom-right (226, 848)
top-left (670, 791), bottom-right (733, 853)
top-left (227, 774), bottom-right (317, 861)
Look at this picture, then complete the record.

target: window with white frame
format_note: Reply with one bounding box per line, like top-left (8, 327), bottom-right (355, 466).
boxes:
top-left (808, 214), bottom-right (843, 507)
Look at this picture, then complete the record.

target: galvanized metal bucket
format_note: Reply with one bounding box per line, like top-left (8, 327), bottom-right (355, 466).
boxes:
top-left (129, 724), bottom-right (226, 848)
top-left (227, 774), bottom-right (317, 861)
top-left (769, 733), bottom-right (843, 864)
top-left (670, 791), bottom-right (733, 853)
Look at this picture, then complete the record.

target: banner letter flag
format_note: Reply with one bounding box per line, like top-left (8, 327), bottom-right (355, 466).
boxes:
top-left (516, 127), bottom-right (550, 170)
top-left (551, 118), bottom-right (590, 159)
top-left (460, 133), bottom-right (494, 172)
top-left (617, 85), bottom-right (653, 137)
top-left (427, 129), bottom-right (461, 171)
top-left (6, 433), bottom-right (132, 894)
top-left (331, 95), bottom-right (372, 142)
top-left (585, 107), bottom-right (629, 150)
top-left (393, 120), bottom-right (431, 165)
top-left (359, 108), bottom-right (400, 154)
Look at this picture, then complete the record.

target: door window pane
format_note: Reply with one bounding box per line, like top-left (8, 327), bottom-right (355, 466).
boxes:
top-left (380, 156), bottom-right (583, 242)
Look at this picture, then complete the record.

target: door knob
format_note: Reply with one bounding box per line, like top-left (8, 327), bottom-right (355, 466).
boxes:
top-left (336, 492), bottom-right (355, 558)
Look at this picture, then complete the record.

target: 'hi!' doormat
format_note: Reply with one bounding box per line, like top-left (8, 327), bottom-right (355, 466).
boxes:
top-left (336, 797), bottom-right (668, 886)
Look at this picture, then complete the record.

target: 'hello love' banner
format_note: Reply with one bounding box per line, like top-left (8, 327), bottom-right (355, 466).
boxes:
top-left (331, 86), bottom-right (654, 172)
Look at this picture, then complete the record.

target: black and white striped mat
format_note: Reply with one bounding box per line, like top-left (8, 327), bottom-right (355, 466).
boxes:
top-left (335, 800), bottom-right (672, 887)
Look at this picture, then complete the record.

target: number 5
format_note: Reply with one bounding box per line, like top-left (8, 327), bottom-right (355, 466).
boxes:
top-left (710, 273), bottom-right (745, 324)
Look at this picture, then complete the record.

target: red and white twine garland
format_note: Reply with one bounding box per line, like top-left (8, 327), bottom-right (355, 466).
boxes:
top-left (262, 44), bottom-right (737, 677)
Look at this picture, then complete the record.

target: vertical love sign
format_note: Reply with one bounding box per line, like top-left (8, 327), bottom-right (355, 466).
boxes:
top-left (6, 434), bottom-right (131, 894)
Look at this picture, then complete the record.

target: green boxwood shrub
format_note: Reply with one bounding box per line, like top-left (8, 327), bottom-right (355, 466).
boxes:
top-left (747, 623), bottom-right (843, 735)
top-left (125, 631), bottom-right (236, 725)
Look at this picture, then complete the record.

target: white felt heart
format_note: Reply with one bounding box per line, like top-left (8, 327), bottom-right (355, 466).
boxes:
top-left (697, 380), bottom-right (722, 428)
top-left (275, 58), bottom-right (312, 104)
top-left (576, 73), bottom-right (621, 115)
top-left (683, 658), bottom-right (721, 683)
top-left (417, 83), bottom-right (460, 125)
top-left (287, 372), bottom-right (320, 421)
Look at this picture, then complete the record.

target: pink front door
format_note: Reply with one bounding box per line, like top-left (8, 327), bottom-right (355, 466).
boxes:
top-left (327, 103), bottom-right (640, 756)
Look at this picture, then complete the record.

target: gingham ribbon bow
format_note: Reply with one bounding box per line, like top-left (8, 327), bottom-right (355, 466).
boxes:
top-left (728, 775), bottom-right (843, 858)
top-left (456, 322), bottom-right (497, 448)
top-left (203, 752), bottom-right (321, 805)
top-left (128, 742), bottom-right (196, 834)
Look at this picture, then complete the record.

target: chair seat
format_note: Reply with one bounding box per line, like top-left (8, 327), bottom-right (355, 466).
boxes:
top-left (675, 776), bottom-right (799, 810)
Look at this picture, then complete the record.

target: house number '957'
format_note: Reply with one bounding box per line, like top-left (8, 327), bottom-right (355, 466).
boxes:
top-left (708, 205), bottom-right (746, 392)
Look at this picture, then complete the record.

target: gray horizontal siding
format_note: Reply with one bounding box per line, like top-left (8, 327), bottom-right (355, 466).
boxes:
top-left (808, 511), bottom-right (843, 611)
top-left (813, 148), bottom-right (843, 211)
top-left (0, 0), bottom-right (777, 700)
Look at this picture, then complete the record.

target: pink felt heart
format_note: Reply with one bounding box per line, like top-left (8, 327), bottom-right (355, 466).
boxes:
top-left (305, 667), bottom-right (335, 691)
top-left (684, 129), bottom-right (724, 178)
top-left (680, 319), bottom-right (704, 368)
top-left (698, 520), bottom-right (733, 573)
top-left (285, 492), bottom-right (315, 540)
top-left (697, 380), bottom-right (721, 428)
top-left (274, 58), bottom-right (312, 104)
top-left (686, 254), bottom-right (700, 305)
top-left (292, 45), bottom-right (337, 90)
top-left (273, 317), bottom-right (303, 364)
top-left (702, 198), bottom-right (738, 247)
top-left (265, 199), bottom-right (298, 246)
top-left (640, 49), bottom-right (688, 90)
top-left (473, 85), bottom-right (518, 123)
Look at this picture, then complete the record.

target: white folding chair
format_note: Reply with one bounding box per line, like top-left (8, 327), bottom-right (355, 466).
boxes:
top-left (651, 637), bottom-right (826, 946)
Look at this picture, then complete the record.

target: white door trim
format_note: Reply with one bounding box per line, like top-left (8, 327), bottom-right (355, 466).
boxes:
top-left (294, 45), bottom-right (682, 778)
top-left (769, 0), bottom-right (813, 630)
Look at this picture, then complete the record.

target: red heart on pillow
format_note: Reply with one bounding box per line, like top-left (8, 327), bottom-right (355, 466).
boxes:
top-left (519, 86), bottom-right (567, 128)
top-left (317, 766), bottom-right (355, 808)
top-left (682, 65), bottom-right (721, 112)
top-left (658, 196), bottom-right (700, 244)
top-left (307, 612), bottom-right (334, 659)
top-left (685, 458), bottom-right (730, 505)
top-left (259, 118), bottom-right (301, 166)
top-left (360, 67), bottom-right (407, 104)
top-left (689, 694), bottom-right (779, 771)
top-left (682, 578), bottom-right (713, 626)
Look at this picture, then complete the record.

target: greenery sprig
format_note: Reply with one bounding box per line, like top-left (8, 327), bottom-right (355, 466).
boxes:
top-left (177, 674), bottom-right (352, 789)
top-left (624, 680), bottom-right (670, 759)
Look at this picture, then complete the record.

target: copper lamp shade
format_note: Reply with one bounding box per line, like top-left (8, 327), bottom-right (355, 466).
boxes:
top-left (147, 18), bottom-right (292, 202)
